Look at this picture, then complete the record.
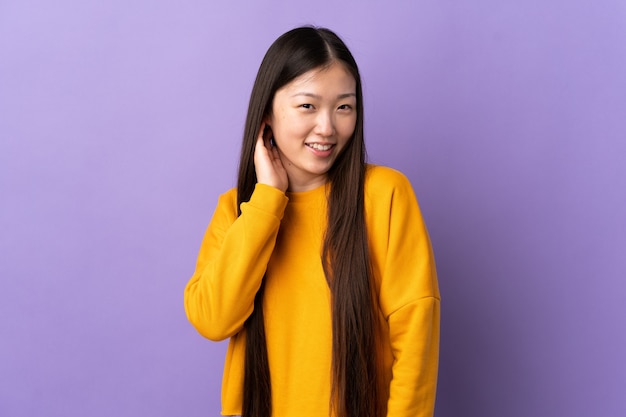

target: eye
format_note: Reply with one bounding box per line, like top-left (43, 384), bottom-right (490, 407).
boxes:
top-left (338, 104), bottom-right (353, 111)
top-left (300, 104), bottom-right (314, 109)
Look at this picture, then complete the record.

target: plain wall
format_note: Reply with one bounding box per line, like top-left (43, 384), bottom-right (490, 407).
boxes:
top-left (1, 1), bottom-right (625, 416)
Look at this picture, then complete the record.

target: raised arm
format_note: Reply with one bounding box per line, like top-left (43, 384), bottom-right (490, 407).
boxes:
top-left (184, 184), bottom-right (288, 341)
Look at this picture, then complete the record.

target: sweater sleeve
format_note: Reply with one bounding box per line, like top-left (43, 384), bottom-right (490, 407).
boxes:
top-left (386, 298), bottom-right (440, 416)
top-left (184, 183), bottom-right (288, 341)
top-left (373, 169), bottom-right (440, 417)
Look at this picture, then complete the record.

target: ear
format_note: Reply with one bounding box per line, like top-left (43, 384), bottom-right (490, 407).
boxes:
top-left (261, 119), bottom-right (273, 138)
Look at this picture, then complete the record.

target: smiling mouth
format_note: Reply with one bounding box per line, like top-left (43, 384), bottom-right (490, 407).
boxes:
top-left (306, 143), bottom-right (334, 151)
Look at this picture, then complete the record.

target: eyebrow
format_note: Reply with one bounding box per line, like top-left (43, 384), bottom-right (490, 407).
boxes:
top-left (291, 92), bottom-right (356, 99)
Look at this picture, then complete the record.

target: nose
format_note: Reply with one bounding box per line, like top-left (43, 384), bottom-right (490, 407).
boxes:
top-left (314, 111), bottom-right (335, 137)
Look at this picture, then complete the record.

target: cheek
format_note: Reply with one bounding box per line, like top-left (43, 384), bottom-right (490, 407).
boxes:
top-left (338, 118), bottom-right (357, 140)
top-left (275, 117), bottom-right (310, 139)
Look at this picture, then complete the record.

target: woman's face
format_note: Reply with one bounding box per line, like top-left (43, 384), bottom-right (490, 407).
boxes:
top-left (267, 62), bottom-right (357, 192)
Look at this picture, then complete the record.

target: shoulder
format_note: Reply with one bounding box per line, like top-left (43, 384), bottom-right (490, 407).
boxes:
top-left (365, 164), bottom-right (415, 196)
top-left (364, 165), bottom-right (422, 219)
top-left (212, 187), bottom-right (239, 219)
top-left (217, 187), bottom-right (238, 206)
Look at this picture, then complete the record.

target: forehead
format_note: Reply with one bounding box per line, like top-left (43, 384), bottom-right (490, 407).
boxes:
top-left (280, 62), bottom-right (356, 94)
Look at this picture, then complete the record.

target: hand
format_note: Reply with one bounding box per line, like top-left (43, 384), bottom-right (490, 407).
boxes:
top-left (254, 123), bottom-right (288, 192)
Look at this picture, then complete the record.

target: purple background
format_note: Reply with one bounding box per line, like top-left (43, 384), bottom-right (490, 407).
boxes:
top-left (1, 1), bottom-right (625, 416)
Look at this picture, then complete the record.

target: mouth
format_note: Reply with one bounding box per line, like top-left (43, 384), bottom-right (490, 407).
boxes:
top-left (306, 143), bottom-right (334, 151)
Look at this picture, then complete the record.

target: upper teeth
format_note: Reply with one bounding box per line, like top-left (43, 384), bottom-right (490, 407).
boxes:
top-left (308, 143), bottom-right (332, 151)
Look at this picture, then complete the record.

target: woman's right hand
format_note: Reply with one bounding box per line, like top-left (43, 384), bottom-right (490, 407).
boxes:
top-left (254, 123), bottom-right (289, 192)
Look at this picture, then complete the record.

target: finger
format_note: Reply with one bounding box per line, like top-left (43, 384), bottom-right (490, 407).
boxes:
top-left (270, 143), bottom-right (281, 160)
top-left (256, 126), bottom-right (267, 152)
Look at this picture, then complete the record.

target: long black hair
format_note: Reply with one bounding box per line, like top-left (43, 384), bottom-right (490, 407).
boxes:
top-left (237, 26), bottom-right (383, 417)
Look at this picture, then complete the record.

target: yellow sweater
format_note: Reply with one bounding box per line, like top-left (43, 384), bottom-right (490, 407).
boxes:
top-left (185, 165), bottom-right (440, 416)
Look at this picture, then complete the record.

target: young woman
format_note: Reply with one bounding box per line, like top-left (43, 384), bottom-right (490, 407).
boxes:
top-left (184, 26), bottom-right (440, 417)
